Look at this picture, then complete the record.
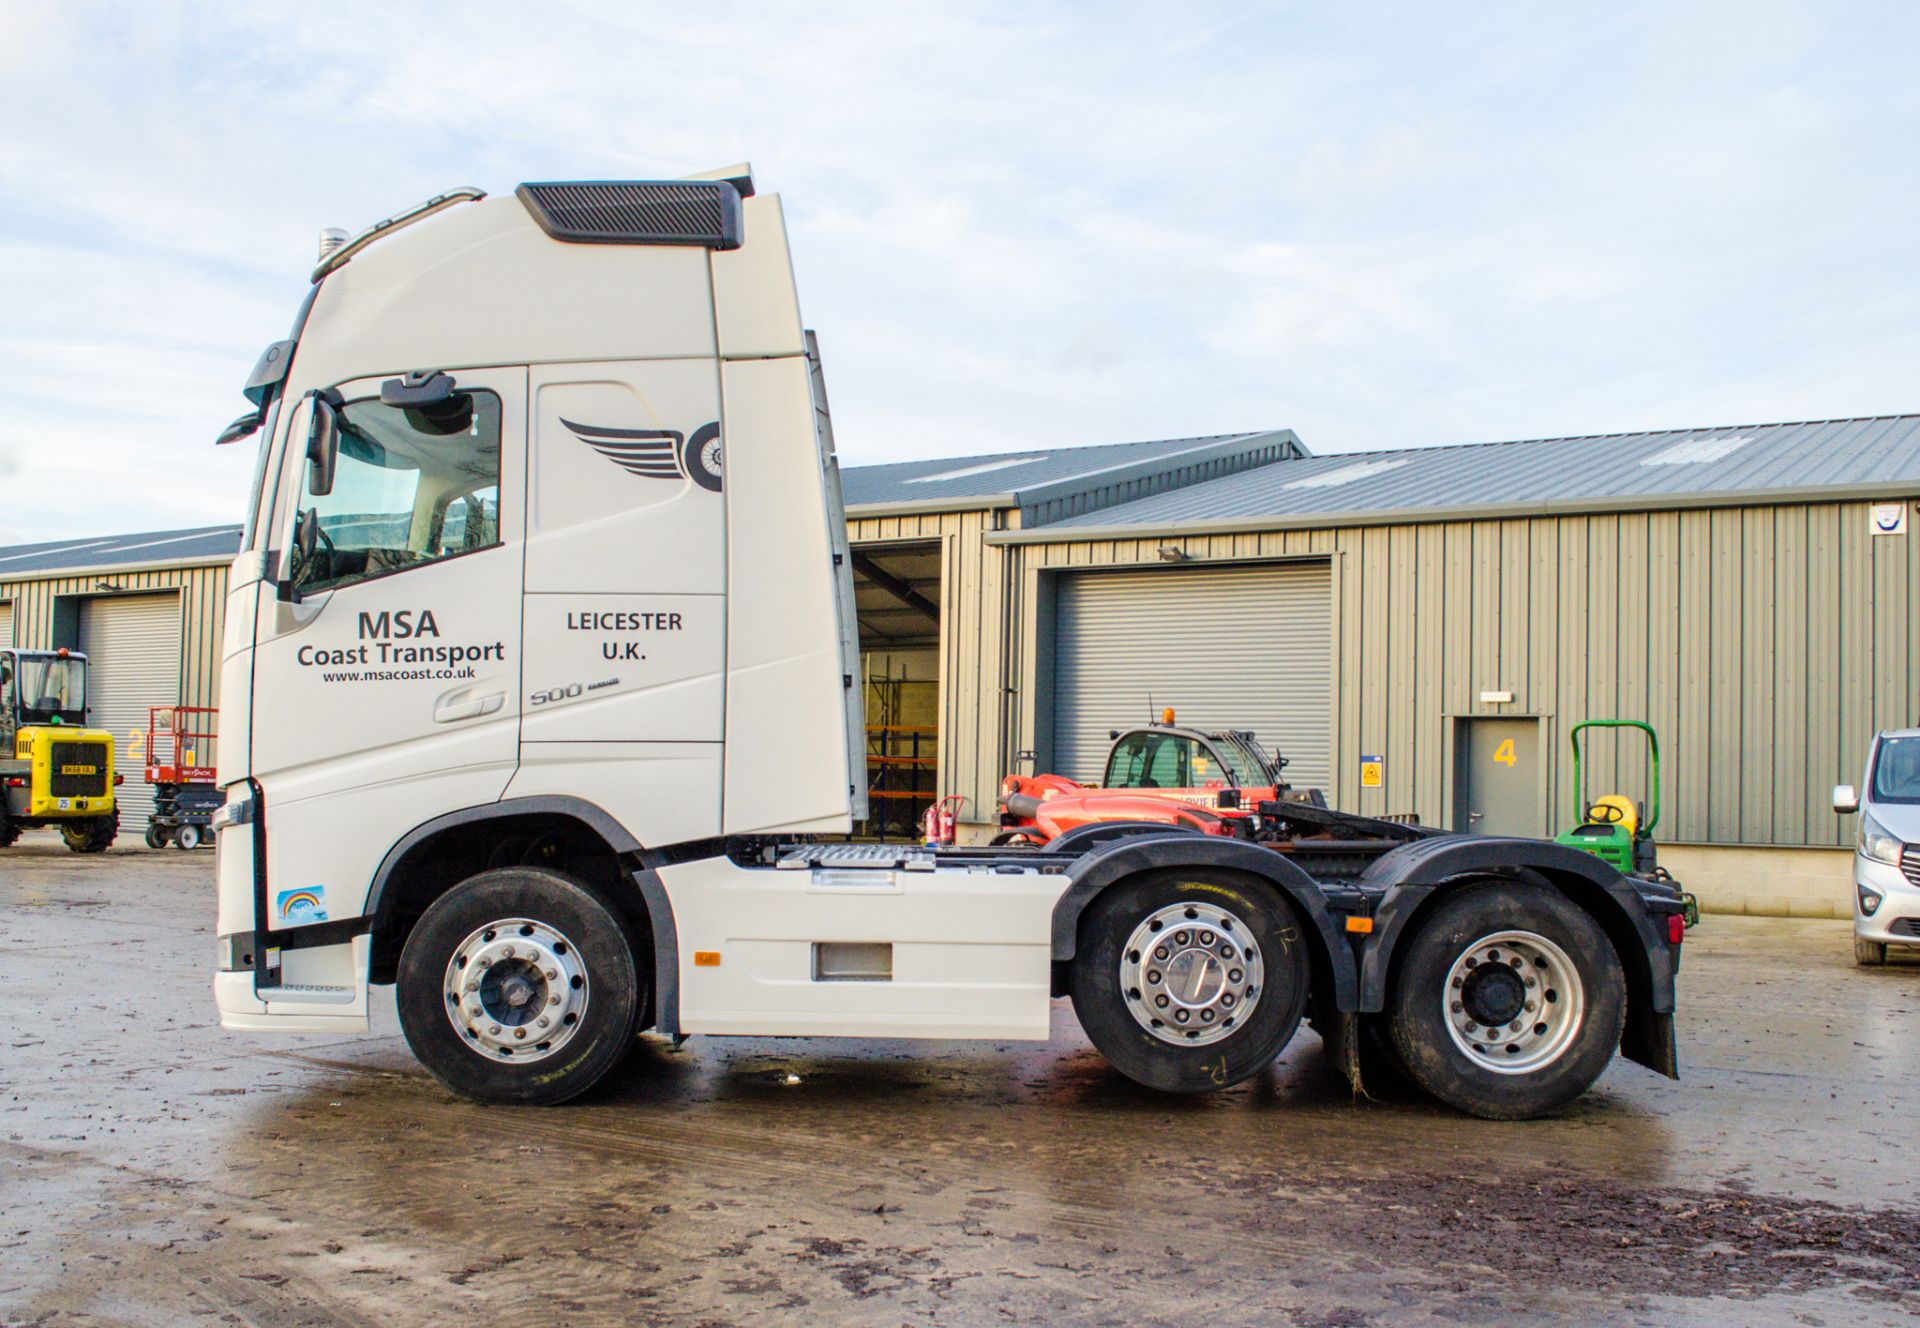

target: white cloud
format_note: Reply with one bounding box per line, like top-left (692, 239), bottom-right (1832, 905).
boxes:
top-left (1, 0), bottom-right (1918, 544)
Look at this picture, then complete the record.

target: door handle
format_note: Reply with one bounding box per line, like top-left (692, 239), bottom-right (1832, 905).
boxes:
top-left (434, 688), bottom-right (505, 723)
top-left (1468, 811), bottom-right (1486, 823)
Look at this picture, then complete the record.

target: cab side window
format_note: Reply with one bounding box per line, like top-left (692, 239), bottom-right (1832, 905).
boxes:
top-left (0, 659), bottom-right (13, 745)
top-left (1106, 732), bottom-right (1204, 788)
top-left (290, 390), bottom-right (503, 594)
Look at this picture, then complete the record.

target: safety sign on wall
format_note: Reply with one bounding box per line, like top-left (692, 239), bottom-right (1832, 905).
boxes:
top-left (1360, 754), bottom-right (1384, 788)
top-left (1871, 503), bottom-right (1908, 537)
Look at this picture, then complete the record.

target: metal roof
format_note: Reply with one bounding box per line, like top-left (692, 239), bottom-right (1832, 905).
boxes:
top-left (840, 431), bottom-right (1305, 517)
top-left (995, 414), bottom-right (1920, 542)
top-left (0, 525), bottom-right (243, 579)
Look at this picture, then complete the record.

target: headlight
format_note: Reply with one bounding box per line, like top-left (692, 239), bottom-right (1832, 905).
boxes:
top-left (1859, 812), bottom-right (1904, 866)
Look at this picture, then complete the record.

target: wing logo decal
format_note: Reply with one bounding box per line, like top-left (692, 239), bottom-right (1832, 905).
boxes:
top-left (561, 418), bottom-right (723, 492)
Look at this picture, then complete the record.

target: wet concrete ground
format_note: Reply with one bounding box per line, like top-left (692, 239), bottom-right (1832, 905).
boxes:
top-left (4, 836), bottom-right (1920, 1327)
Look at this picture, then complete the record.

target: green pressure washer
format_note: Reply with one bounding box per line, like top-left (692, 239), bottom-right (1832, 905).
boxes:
top-left (1554, 719), bottom-right (1663, 875)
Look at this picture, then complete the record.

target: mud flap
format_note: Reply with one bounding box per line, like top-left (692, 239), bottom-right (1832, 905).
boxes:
top-left (1622, 1007), bottom-right (1678, 1079)
top-left (1314, 1009), bottom-right (1365, 1097)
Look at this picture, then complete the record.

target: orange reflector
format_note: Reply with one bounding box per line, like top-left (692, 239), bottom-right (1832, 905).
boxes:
top-left (1344, 916), bottom-right (1374, 934)
top-left (694, 951), bottom-right (721, 967)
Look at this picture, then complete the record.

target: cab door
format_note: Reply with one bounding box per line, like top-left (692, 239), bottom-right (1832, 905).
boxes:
top-left (251, 367), bottom-right (526, 926)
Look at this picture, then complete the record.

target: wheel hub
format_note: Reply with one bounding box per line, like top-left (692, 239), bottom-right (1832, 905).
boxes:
top-left (443, 918), bottom-right (590, 1063)
top-left (1441, 930), bottom-right (1584, 1075)
top-left (1119, 901), bottom-right (1264, 1047)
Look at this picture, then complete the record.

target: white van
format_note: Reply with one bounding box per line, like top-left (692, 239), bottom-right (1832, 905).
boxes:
top-left (1834, 729), bottom-right (1920, 965)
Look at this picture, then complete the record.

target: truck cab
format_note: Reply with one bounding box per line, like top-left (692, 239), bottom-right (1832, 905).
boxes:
top-left (0, 647), bottom-right (120, 852)
top-left (213, 169), bottom-right (1687, 1120)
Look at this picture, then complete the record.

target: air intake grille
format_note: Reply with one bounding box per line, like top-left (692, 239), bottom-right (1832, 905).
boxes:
top-left (1888, 917), bottom-right (1920, 939)
top-left (49, 741), bottom-right (109, 798)
top-left (1902, 844), bottom-right (1920, 890)
top-left (516, 181), bottom-right (743, 249)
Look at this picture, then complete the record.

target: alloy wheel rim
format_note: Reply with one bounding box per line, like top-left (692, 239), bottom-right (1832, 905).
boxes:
top-left (442, 917), bottom-right (589, 1063)
top-left (1119, 901), bottom-right (1264, 1047)
top-left (1441, 929), bottom-right (1584, 1074)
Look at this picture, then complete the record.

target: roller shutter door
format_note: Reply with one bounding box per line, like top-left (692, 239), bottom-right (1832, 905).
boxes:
top-left (1052, 561), bottom-right (1331, 789)
top-left (0, 601), bottom-right (11, 645)
top-left (79, 593), bottom-right (182, 828)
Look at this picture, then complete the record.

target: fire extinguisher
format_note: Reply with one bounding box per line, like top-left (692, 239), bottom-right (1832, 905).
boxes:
top-left (922, 795), bottom-right (965, 846)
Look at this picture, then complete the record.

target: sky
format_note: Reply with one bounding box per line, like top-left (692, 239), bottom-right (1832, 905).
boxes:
top-left (2, 1), bottom-right (1917, 545)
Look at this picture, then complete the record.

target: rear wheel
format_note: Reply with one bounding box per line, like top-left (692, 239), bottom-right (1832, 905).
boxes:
top-left (1070, 869), bottom-right (1310, 1093)
top-left (1855, 937), bottom-right (1888, 967)
top-left (0, 812), bottom-right (19, 849)
top-left (62, 812), bottom-right (118, 854)
top-left (144, 823), bottom-right (170, 850)
top-left (1387, 883), bottom-right (1624, 1120)
top-left (397, 867), bottom-right (642, 1105)
top-left (176, 824), bottom-right (205, 850)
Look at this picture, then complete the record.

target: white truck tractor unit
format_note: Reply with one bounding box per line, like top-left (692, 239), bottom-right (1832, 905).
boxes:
top-left (212, 168), bottom-right (1689, 1119)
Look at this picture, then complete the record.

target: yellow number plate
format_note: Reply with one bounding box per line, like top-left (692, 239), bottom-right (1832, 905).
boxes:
top-left (61, 764), bottom-right (98, 776)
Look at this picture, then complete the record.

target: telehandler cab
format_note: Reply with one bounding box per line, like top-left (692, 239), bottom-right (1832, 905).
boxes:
top-left (0, 647), bottom-right (120, 852)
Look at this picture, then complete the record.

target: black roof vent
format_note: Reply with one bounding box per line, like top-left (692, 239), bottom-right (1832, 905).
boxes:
top-left (516, 180), bottom-right (744, 249)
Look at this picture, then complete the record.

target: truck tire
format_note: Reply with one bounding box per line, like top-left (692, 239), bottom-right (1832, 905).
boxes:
top-left (0, 812), bottom-right (19, 849)
top-left (1855, 937), bottom-right (1888, 967)
top-left (397, 867), bottom-right (642, 1106)
top-left (1387, 883), bottom-right (1625, 1120)
top-left (1070, 869), bottom-right (1310, 1094)
top-left (62, 812), bottom-right (118, 854)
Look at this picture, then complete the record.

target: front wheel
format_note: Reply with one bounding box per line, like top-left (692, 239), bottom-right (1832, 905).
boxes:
top-left (1387, 883), bottom-right (1625, 1120)
top-left (62, 812), bottom-right (118, 854)
top-left (1070, 869), bottom-right (1310, 1093)
top-left (1855, 937), bottom-right (1888, 967)
top-left (176, 824), bottom-right (205, 850)
top-left (144, 823), bottom-right (170, 850)
top-left (397, 867), bottom-right (643, 1105)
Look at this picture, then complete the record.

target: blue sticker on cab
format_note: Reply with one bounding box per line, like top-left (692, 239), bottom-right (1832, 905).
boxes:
top-left (277, 887), bottom-right (328, 924)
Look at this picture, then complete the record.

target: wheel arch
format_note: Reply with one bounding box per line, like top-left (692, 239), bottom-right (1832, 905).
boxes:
top-left (1356, 837), bottom-right (1677, 1077)
top-left (362, 796), bottom-right (679, 1035)
top-left (1050, 834), bottom-right (1357, 1010)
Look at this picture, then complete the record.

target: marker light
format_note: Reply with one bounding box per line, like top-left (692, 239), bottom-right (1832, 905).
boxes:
top-left (1345, 915), bottom-right (1374, 935)
top-left (1668, 914), bottom-right (1686, 945)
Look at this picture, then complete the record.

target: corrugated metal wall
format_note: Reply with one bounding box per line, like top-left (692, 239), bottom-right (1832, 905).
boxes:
top-left (1010, 498), bottom-right (1919, 849)
top-left (849, 509), bottom-right (1017, 826)
top-left (0, 563), bottom-right (228, 713)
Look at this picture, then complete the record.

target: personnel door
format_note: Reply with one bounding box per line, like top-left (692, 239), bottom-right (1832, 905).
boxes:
top-left (1454, 718), bottom-right (1544, 837)
top-left (250, 367), bottom-right (526, 926)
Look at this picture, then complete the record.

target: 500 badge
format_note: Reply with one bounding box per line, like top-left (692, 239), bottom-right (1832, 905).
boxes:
top-left (528, 677), bottom-right (620, 707)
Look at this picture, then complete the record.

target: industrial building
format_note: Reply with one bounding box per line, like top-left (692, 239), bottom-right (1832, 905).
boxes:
top-left (5, 413), bottom-right (1917, 914)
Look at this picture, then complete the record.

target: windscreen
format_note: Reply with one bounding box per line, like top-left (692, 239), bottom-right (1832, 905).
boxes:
top-left (15, 655), bottom-right (85, 723)
top-left (1214, 735), bottom-right (1271, 787)
top-left (1871, 737), bottom-right (1920, 805)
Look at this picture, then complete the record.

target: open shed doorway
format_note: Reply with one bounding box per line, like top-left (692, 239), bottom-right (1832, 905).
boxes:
top-left (852, 541), bottom-right (941, 839)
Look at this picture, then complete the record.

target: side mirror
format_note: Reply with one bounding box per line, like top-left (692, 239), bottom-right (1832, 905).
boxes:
top-left (306, 394), bottom-right (339, 497)
top-left (295, 508), bottom-right (320, 564)
top-left (215, 409), bottom-right (265, 447)
top-left (1833, 784), bottom-right (1860, 815)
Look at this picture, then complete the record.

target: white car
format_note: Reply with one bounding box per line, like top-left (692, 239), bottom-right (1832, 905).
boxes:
top-left (1834, 729), bottom-right (1920, 965)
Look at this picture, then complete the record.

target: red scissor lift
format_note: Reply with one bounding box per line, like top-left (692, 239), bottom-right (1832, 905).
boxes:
top-left (144, 705), bottom-right (220, 850)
